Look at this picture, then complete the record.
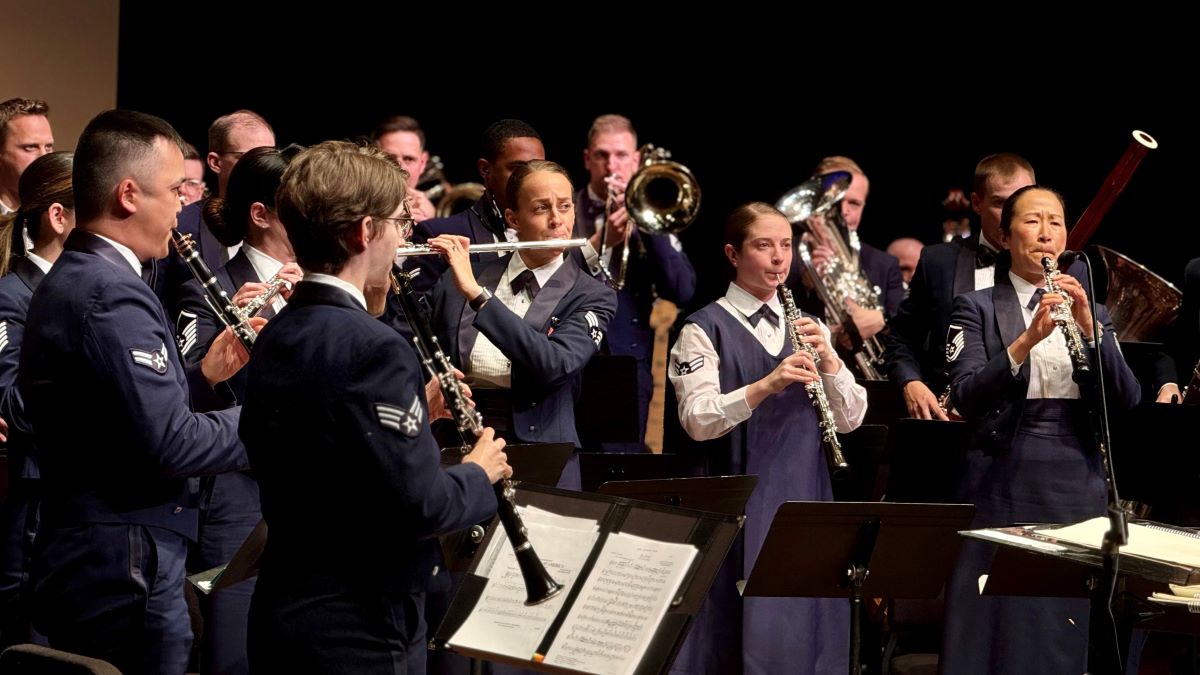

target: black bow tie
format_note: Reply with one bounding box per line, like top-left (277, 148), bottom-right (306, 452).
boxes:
top-left (747, 304), bottom-right (778, 328)
top-left (1027, 288), bottom-right (1046, 311)
top-left (510, 269), bottom-right (540, 299)
top-left (975, 245), bottom-right (998, 269)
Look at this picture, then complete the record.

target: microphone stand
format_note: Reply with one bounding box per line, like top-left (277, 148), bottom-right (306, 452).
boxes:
top-left (1072, 252), bottom-right (1128, 675)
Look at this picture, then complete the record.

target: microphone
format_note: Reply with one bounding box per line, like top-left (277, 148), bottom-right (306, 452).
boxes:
top-left (1058, 249), bottom-right (1083, 268)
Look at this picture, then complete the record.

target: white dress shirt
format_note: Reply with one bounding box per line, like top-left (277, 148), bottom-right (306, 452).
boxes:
top-left (306, 273), bottom-right (367, 311)
top-left (25, 251), bottom-right (52, 274)
top-left (468, 253), bottom-right (565, 389)
top-left (973, 236), bottom-right (1001, 292)
top-left (1005, 271), bottom-right (1081, 399)
top-left (93, 233), bottom-right (143, 277)
top-left (669, 282), bottom-right (868, 442)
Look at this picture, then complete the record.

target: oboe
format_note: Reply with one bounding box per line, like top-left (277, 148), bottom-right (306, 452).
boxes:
top-left (390, 268), bottom-right (562, 605)
top-left (778, 279), bottom-right (850, 480)
top-left (1041, 256), bottom-right (1091, 384)
top-left (170, 230), bottom-right (257, 353)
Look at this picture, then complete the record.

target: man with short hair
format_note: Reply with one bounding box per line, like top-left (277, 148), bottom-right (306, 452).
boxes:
top-left (373, 115), bottom-right (436, 221)
top-left (887, 237), bottom-right (924, 290)
top-left (573, 114), bottom-right (695, 451)
top-left (166, 110), bottom-right (276, 309)
top-left (401, 118), bottom-right (545, 294)
top-left (19, 109), bottom-right (255, 675)
top-left (0, 98), bottom-right (54, 216)
top-left (241, 140), bottom-right (507, 673)
top-left (882, 153), bottom-right (1036, 419)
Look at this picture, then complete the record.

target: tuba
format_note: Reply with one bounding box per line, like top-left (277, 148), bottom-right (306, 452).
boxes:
top-left (600, 144), bottom-right (700, 290)
top-left (776, 171), bottom-right (886, 380)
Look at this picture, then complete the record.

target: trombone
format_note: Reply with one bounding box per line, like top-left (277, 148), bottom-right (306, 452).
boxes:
top-left (598, 144), bottom-right (700, 290)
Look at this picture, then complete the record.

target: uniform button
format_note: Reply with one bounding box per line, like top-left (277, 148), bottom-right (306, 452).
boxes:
top-left (432, 565), bottom-right (439, 576)
top-left (631, 343), bottom-right (639, 348)
top-left (989, 431), bottom-right (999, 440)
top-left (529, 425), bottom-right (537, 432)
top-left (632, 318), bottom-right (639, 325)
top-left (530, 401), bottom-right (537, 407)
top-left (173, 507), bottom-right (183, 514)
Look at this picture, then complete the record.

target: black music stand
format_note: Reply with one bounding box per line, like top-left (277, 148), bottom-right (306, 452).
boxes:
top-left (441, 443), bottom-right (575, 572)
top-left (831, 424), bottom-right (889, 503)
top-left (742, 501), bottom-right (975, 675)
top-left (432, 483), bottom-right (744, 674)
top-left (965, 523), bottom-right (1200, 674)
top-left (1111, 402), bottom-right (1200, 524)
top-left (441, 443), bottom-right (575, 488)
top-left (884, 419), bottom-right (970, 504)
top-left (597, 475), bottom-right (759, 517)
top-left (859, 379), bottom-right (907, 427)
top-left (576, 355), bottom-right (640, 449)
top-left (577, 452), bottom-right (690, 493)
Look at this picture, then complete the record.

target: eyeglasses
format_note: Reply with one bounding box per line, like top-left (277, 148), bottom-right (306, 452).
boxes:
top-left (374, 216), bottom-right (414, 239)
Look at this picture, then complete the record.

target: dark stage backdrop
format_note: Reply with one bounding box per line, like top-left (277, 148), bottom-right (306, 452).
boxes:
top-left (117, 6), bottom-right (1198, 313)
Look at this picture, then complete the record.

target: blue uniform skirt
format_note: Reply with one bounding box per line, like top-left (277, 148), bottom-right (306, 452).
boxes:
top-left (940, 399), bottom-right (1107, 675)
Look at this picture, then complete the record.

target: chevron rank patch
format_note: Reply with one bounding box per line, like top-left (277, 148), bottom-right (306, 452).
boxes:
top-left (0, 321), bottom-right (8, 353)
top-left (376, 395), bottom-right (423, 437)
top-left (674, 355), bottom-right (705, 375)
top-left (585, 311), bottom-right (603, 347)
top-left (945, 324), bottom-right (965, 362)
top-left (130, 342), bottom-right (169, 374)
top-left (176, 311), bottom-right (198, 356)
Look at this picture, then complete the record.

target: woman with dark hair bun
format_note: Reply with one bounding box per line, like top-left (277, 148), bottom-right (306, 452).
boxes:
top-left (0, 150), bottom-right (73, 647)
top-left (173, 143), bottom-right (304, 675)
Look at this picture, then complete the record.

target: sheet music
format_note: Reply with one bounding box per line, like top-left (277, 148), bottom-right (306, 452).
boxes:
top-left (448, 508), bottom-right (599, 660)
top-left (1042, 517), bottom-right (1200, 569)
top-left (543, 532), bottom-right (698, 675)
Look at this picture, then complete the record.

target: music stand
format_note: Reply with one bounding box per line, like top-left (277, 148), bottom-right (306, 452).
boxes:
top-left (859, 379), bottom-right (906, 427)
top-left (576, 355), bottom-right (640, 449)
top-left (441, 443), bottom-right (575, 572)
top-left (831, 424), bottom-right (889, 503)
top-left (441, 443), bottom-right (574, 488)
top-left (597, 475), bottom-right (759, 517)
top-left (577, 452), bottom-right (690, 493)
top-left (884, 419), bottom-right (970, 504)
top-left (432, 483), bottom-right (744, 674)
top-left (1111, 402), bottom-right (1200, 523)
top-left (742, 501), bottom-right (975, 675)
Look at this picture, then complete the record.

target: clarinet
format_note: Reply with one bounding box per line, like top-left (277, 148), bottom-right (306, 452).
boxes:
top-left (170, 230), bottom-right (257, 353)
top-left (390, 268), bottom-right (562, 605)
top-left (1041, 256), bottom-right (1091, 384)
top-left (778, 281), bottom-right (850, 480)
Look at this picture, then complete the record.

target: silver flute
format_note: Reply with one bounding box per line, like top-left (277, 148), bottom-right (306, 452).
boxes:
top-left (395, 238), bottom-right (589, 258)
top-left (1040, 256), bottom-right (1091, 383)
top-left (242, 273), bottom-right (295, 317)
top-left (778, 280), bottom-right (850, 480)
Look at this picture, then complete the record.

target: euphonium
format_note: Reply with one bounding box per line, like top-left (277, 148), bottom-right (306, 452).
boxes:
top-left (778, 278), bottom-right (849, 480)
top-left (599, 144), bottom-right (699, 291)
top-left (776, 172), bottom-right (885, 380)
top-left (1041, 255), bottom-right (1091, 384)
top-left (389, 268), bottom-right (562, 605)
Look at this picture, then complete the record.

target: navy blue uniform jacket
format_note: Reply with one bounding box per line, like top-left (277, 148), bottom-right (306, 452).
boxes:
top-left (18, 230), bottom-right (246, 539)
top-left (429, 254), bottom-right (617, 447)
top-left (948, 269), bottom-right (1141, 455)
top-left (239, 281), bottom-right (496, 591)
